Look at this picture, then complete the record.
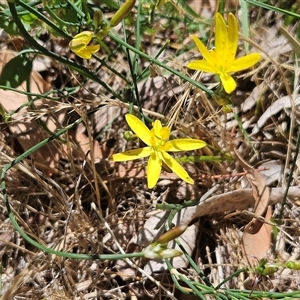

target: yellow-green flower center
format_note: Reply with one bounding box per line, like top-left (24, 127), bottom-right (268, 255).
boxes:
top-left (151, 135), bottom-right (166, 151)
top-left (150, 126), bottom-right (170, 152)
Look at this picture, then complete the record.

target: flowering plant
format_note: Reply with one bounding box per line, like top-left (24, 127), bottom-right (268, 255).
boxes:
top-left (187, 13), bottom-right (261, 94)
top-left (112, 114), bottom-right (206, 188)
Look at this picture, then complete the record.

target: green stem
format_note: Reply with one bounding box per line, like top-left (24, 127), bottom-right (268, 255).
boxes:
top-left (233, 111), bottom-right (257, 155)
top-left (66, 0), bottom-right (86, 18)
top-left (44, 4), bottom-right (78, 28)
top-left (138, 39), bottom-right (170, 80)
top-left (120, 7), bottom-right (143, 120)
top-left (165, 260), bottom-right (192, 295)
top-left (0, 116), bottom-right (146, 260)
top-left (176, 155), bottom-right (233, 163)
top-left (175, 237), bottom-right (212, 286)
top-left (0, 84), bottom-right (77, 102)
top-left (245, 0), bottom-right (300, 19)
top-left (215, 268), bottom-right (248, 290)
top-left (108, 32), bottom-right (213, 95)
top-left (9, 1), bottom-right (122, 101)
top-left (17, 0), bottom-right (70, 39)
top-left (278, 127), bottom-right (300, 224)
top-left (156, 199), bottom-right (198, 211)
top-left (177, 273), bottom-right (208, 299)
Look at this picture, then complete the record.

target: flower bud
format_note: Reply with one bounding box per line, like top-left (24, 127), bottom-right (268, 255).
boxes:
top-left (256, 265), bottom-right (278, 276)
top-left (96, 26), bottom-right (109, 40)
top-left (156, 225), bottom-right (188, 245)
top-left (109, 0), bottom-right (136, 28)
top-left (158, 249), bottom-right (183, 259)
top-left (21, 13), bottom-right (38, 25)
top-left (93, 10), bottom-right (103, 28)
top-left (255, 258), bottom-right (278, 276)
top-left (286, 261), bottom-right (300, 270)
top-left (124, 130), bottom-right (136, 141)
top-left (144, 243), bottom-right (183, 259)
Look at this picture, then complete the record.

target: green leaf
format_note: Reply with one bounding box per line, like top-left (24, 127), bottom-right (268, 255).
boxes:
top-left (102, 0), bottom-right (119, 10)
top-left (0, 17), bottom-right (20, 36)
top-left (64, 7), bottom-right (77, 23)
top-left (20, 12), bottom-right (38, 25)
top-left (0, 54), bottom-right (32, 88)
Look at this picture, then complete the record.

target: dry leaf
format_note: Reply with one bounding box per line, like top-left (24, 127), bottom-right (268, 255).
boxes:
top-left (189, 186), bottom-right (300, 222)
top-left (233, 147), bottom-right (270, 234)
top-left (259, 160), bottom-right (284, 185)
top-left (67, 123), bottom-right (109, 163)
top-left (242, 206), bottom-right (273, 267)
top-left (243, 165), bottom-right (270, 235)
top-left (0, 51), bottom-right (106, 171)
top-left (280, 26), bottom-right (300, 56)
top-left (234, 148), bottom-right (272, 266)
top-left (252, 95), bottom-right (300, 134)
top-left (0, 51), bottom-right (60, 170)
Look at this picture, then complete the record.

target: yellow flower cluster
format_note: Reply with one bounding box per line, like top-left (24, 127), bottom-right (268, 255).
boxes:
top-left (70, 12), bottom-right (262, 190)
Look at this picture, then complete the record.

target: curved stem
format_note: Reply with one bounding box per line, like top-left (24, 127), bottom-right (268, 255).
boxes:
top-left (0, 116), bottom-right (146, 260)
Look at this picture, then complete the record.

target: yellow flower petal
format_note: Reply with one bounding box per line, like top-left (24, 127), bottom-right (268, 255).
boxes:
top-left (164, 139), bottom-right (206, 152)
top-left (86, 44), bottom-right (100, 54)
top-left (219, 72), bottom-right (236, 94)
top-left (161, 151), bottom-right (194, 184)
top-left (228, 53), bottom-right (261, 73)
top-left (113, 114), bottom-right (207, 188)
top-left (152, 119), bottom-right (163, 136)
top-left (74, 49), bottom-right (94, 59)
top-left (215, 13), bottom-right (228, 63)
top-left (125, 114), bottom-right (152, 146)
top-left (73, 31), bottom-right (93, 45)
top-left (226, 13), bottom-right (238, 68)
top-left (69, 40), bottom-right (86, 51)
top-left (112, 147), bottom-right (152, 161)
top-left (147, 151), bottom-right (162, 188)
top-left (152, 119), bottom-right (169, 142)
top-left (190, 35), bottom-right (216, 68)
top-left (187, 60), bottom-right (217, 73)
top-left (160, 127), bottom-right (170, 141)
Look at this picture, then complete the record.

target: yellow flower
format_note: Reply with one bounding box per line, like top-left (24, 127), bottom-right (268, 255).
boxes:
top-left (112, 114), bottom-right (206, 189)
top-left (187, 13), bottom-right (261, 94)
top-left (69, 31), bottom-right (100, 59)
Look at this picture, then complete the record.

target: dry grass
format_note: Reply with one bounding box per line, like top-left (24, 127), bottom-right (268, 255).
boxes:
top-left (0, 1), bottom-right (300, 299)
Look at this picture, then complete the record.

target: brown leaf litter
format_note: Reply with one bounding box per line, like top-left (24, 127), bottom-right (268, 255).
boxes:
top-left (1, 2), bottom-right (300, 299)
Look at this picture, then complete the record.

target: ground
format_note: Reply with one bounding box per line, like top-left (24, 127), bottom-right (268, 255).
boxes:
top-left (0, 1), bottom-right (300, 299)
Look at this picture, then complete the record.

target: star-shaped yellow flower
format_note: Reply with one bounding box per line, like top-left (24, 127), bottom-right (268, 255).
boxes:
top-left (187, 13), bottom-right (261, 94)
top-left (112, 114), bottom-right (206, 189)
top-left (69, 31), bottom-right (100, 59)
